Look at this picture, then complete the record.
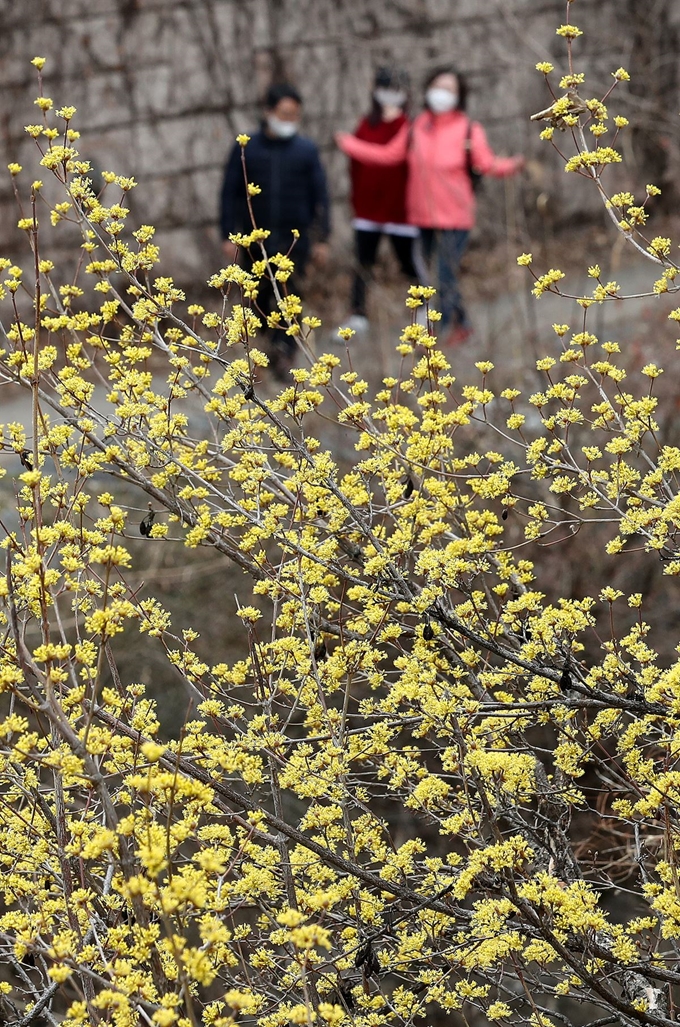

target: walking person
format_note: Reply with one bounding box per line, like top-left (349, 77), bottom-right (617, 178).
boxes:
top-left (346, 67), bottom-right (418, 333)
top-left (220, 83), bottom-right (330, 378)
top-left (336, 66), bottom-right (524, 345)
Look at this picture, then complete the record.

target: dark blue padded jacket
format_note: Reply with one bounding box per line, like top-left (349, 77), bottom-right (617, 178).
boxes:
top-left (220, 128), bottom-right (330, 242)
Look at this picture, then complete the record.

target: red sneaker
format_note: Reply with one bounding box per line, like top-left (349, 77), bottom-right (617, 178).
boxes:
top-left (442, 325), bottom-right (473, 347)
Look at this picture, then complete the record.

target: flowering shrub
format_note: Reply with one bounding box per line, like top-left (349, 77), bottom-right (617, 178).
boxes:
top-left (0, 7), bottom-right (679, 1027)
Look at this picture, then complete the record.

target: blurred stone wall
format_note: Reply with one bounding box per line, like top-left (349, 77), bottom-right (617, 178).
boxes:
top-left (0, 0), bottom-right (678, 286)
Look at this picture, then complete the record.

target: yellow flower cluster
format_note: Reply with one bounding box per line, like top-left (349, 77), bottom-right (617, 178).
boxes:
top-left (0, 28), bottom-right (674, 1027)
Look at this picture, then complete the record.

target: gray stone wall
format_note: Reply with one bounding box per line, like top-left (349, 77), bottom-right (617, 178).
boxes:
top-left (0, 0), bottom-right (678, 286)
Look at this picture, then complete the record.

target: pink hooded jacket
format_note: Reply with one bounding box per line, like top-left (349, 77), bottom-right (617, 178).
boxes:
top-left (337, 109), bottom-right (520, 231)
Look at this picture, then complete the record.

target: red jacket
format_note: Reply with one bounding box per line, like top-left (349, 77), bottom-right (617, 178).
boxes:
top-left (349, 113), bottom-right (409, 225)
top-left (340, 109), bottom-right (520, 230)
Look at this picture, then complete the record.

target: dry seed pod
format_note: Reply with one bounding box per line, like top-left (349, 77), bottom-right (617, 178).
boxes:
top-left (140, 507), bottom-right (156, 537)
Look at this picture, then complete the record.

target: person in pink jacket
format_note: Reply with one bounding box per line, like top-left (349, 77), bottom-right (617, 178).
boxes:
top-left (336, 66), bottom-right (524, 345)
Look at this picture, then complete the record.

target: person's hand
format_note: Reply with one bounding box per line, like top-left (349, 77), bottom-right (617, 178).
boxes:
top-left (222, 239), bottom-right (240, 264)
top-left (312, 242), bottom-right (330, 268)
top-left (513, 155), bottom-right (526, 173)
top-left (334, 131), bottom-right (348, 150)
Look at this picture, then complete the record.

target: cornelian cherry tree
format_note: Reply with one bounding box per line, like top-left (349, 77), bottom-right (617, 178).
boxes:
top-left (0, 8), bottom-right (680, 1027)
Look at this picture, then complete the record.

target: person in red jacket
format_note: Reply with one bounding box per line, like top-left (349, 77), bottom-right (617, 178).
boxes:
top-left (347, 68), bottom-right (418, 333)
top-left (338, 66), bottom-right (524, 345)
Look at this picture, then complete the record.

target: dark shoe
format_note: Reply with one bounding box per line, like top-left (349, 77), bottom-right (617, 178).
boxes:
top-left (442, 324), bottom-right (473, 347)
top-left (269, 348), bottom-right (293, 382)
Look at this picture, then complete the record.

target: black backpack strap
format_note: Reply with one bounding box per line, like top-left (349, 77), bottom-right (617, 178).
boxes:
top-left (465, 118), bottom-right (483, 191)
top-left (464, 118), bottom-right (473, 171)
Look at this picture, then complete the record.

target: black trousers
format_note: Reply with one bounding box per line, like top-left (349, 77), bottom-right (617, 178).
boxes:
top-left (351, 229), bottom-right (418, 316)
top-left (253, 231), bottom-right (310, 356)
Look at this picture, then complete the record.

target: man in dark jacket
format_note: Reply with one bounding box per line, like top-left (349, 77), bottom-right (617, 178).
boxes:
top-left (220, 84), bottom-right (330, 376)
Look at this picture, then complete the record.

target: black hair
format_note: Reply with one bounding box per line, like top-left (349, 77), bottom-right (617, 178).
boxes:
top-left (265, 83), bottom-right (302, 110)
top-left (423, 65), bottom-right (468, 111)
top-left (375, 66), bottom-right (410, 91)
top-left (368, 66), bottom-right (410, 126)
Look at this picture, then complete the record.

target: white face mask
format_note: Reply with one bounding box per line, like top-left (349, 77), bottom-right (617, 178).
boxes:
top-left (374, 88), bottom-right (407, 108)
top-left (426, 87), bottom-right (459, 114)
top-left (266, 115), bottom-right (299, 138)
